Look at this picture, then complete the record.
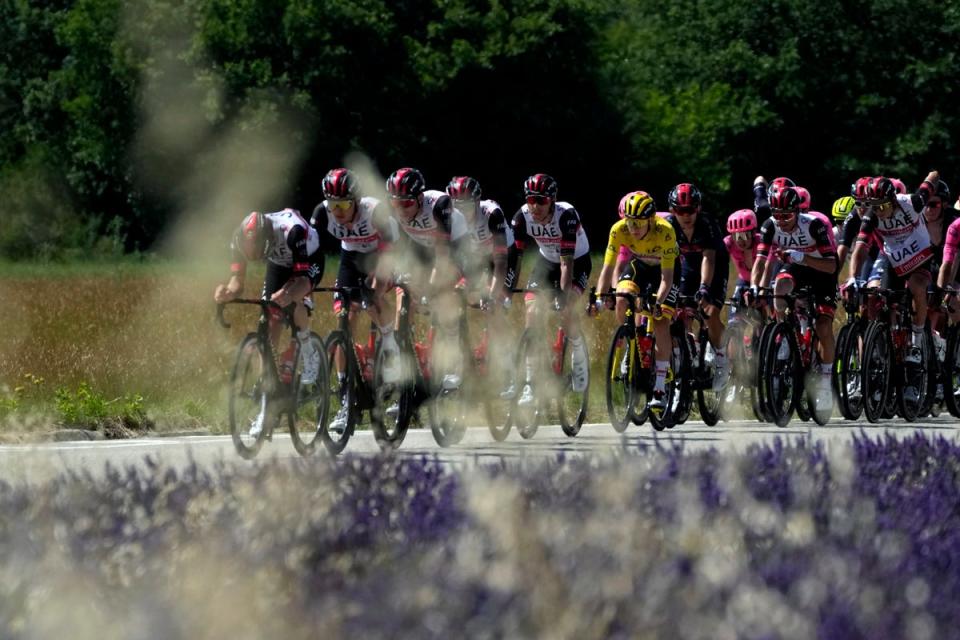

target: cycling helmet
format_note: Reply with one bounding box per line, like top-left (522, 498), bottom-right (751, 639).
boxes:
top-left (386, 168), bottom-right (426, 198)
top-left (623, 191), bottom-right (656, 219)
top-left (851, 176), bottom-right (872, 201)
top-left (795, 186), bottom-right (811, 211)
top-left (867, 176), bottom-right (897, 203)
top-left (667, 183), bottom-right (702, 211)
top-left (936, 179), bottom-right (951, 202)
top-left (769, 186), bottom-right (802, 212)
top-left (890, 178), bottom-right (907, 194)
top-left (726, 209), bottom-right (757, 233)
top-left (235, 211), bottom-right (267, 260)
top-left (523, 173), bottom-right (558, 199)
top-left (446, 176), bottom-right (482, 201)
top-left (831, 196), bottom-right (856, 221)
top-left (618, 190), bottom-right (642, 218)
top-left (322, 168), bottom-right (359, 200)
top-left (768, 176), bottom-right (796, 197)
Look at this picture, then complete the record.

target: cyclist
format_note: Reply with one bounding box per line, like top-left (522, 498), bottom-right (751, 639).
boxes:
top-left (724, 209), bottom-right (761, 307)
top-left (505, 173), bottom-right (591, 403)
top-left (752, 186), bottom-right (839, 412)
top-left (847, 172), bottom-right (941, 364)
top-left (214, 208), bottom-right (324, 436)
top-left (665, 183), bottom-right (730, 388)
top-left (831, 196), bottom-right (856, 248)
top-left (938, 210), bottom-right (960, 314)
top-left (613, 190), bottom-right (643, 283)
top-left (385, 167), bottom-right (469, 391)
top-left (312, 168), bottom-right (400, 432)
top-left (595, 191), bottom-right (680, 411)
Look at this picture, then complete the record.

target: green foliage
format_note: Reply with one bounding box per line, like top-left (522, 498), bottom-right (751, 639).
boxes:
top-left (54, 382), bottom-right (148, 430)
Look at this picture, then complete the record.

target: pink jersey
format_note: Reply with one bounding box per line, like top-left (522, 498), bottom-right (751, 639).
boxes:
top-left (944, 217), bottom-right (960, 265)
top-left (724, 233), bottom-right (762, 281)
top-left (617, 212), bottom-right (671, 262)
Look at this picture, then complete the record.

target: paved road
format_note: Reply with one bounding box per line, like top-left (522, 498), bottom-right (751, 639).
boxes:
top-left (1, 416), bottom-right (958, 484)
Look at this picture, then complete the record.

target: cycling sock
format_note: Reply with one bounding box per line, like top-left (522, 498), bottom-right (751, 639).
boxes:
top-left (819, 362), bottom-right (832, 377)
top-left (654, 360), bottom-right (669, 392)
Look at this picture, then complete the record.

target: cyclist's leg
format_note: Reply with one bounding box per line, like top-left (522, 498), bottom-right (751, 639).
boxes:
top-left (705, 251), bottom-right (729, 349)
top-left (908, 262), bottom-right (933, 331)
top-left (562, 255), bottom-right (592, 391)
top-left (524, 254), bottom-right (554, 329)
top-left (772, 266), bottom-right (795, 321)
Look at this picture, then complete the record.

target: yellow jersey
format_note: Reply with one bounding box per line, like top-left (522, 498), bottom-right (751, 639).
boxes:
top-left (603, 217), bottom-right (679, 269)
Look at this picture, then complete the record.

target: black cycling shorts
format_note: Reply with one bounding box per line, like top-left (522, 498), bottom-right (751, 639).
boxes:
top-left (333, 250), bottom-right (378, 310)
top-left (526, 253), bottom-right (592, 296)
top-left (774, 263), bottom-right (837, 314)
top-left (262, 254), bottom-right (324, 301)
top-left (679, 250), bottom-right (729, 308)
top-left (616, 256), bottom-right (680, 310)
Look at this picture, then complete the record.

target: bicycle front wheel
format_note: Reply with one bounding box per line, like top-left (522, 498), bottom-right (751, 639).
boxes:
top-left (835, 323), bottom-right (864, 420)
top-left (289, 331), bottom-right (328, 457)
top-left (228, 334), bottom-right (270, 459)
top-left (605, 324), bottom-right (636, 433)
top-left (898, 328), bottom-right (931, 422)
top-left (762, 322), bottom-right (801, 427)
top-left (861, 322), bottom-right (892, 423)
top-left (945, 325), bottom-right (960, 418)
top-left (320, 331), bottom-right (357, 455)
top-left (696, 329), bottom-right (721, 426)
top-left (510, 328), bottom-right (542, 439)
top-left (427, 326), bottom-right (470, 447)
top-left (558, 334), bottom-right (588, 437)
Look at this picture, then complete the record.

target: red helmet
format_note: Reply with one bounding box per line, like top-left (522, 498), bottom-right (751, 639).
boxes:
top-left (235, 211), bottom-right (267, 260)
top-left (867, 176), bottom-right (897, 203)
top-left (523, 173), bottom-right (558, 198)
top-left (769, 186), bottom-right (802, 212)
top-left (322, 168), bottom-right (359, 200)
top-left (851, 176), bottom-right (872, 201)
top-left (890, 178), bottom-right (907, 194)
top-left (768, 176), bottom-right (796, 197)
top-left (794, 186), bottom-right (811, 211)
top-left (726, 209), bottom-right (757, 233)
top-left (668, 183), bottom-right (702, 212)
top-left (446, 176), bottom-right (482, 201)
top-left (386, 168), bottom-right (426, 198)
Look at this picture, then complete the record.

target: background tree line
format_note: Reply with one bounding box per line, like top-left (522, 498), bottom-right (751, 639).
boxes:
top-left (0, 0), bottom-right (956, 259)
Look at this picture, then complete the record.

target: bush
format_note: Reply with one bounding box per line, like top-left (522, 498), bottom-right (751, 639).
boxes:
top-left (54, 382), bottom-right (150, 434)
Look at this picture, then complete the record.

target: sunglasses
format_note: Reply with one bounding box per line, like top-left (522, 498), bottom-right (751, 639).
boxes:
top-left (526, 195), bottom-right (551, 206)
top-left (389, 197), bottom-right (418, 208)
top-left (854, 200), bottom-right (869, 209)
top-left (674, 207), bottom-right (698, 216)
top-left (771, 209), bottom-right (796, 220)
top-left (328, 199), bottom-right (353, 211)
top-left (927, 200), bottom-right (943, 209)
top-left (871, 201), bottom-right (894, 212)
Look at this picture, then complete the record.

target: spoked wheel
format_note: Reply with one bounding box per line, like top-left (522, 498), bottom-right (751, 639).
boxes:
top-left (289, 331), bottom-right (329, 456)
top-left (320, 331), bottom-right (357, 455)
top-left (606, 324), bottom-right (636, 433)
top-left (370, 333), bottom-right (415, 451)
top-left (696, 330), bottom-right (722, 426)
top-left (670, 332), bottom-right (695, 426)
top-left (229, 334), bottom-right (271, 459)
top-left (651, 332), bottom-right (688, 430)
top-left (945, 325), bottom-right (960, 418)
top-left (762, 322), bottom-right (801, 427)
top-left (861, 322), bottom-right (892, 423)
top-left (920, 328), bottom-right (942, 418)
top-left (427, 326), bottom-right (470, 447)
top-left (510, 328), bottom-right (542, 439)
top-left (754, 321), bottom-right (778, 423)
top-left (897, 328), bottom-right (932, 422)
top-left (835, 323), bottom-right (865, 420)
top-left (483, 338), bottom-right (514, 441)
top-left (557, 335), bottom-right (588, 437)
top-left (803, 336), bottom-right (831, 426)
top-left (717, 320), bottom-right (752, 421)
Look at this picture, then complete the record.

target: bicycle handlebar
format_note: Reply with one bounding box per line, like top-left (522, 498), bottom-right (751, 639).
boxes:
top-left (215, 298), bottom-right (288, 330)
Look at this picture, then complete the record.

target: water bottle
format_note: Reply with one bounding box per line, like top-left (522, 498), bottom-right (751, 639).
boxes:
top-left (279, 339), bottom-right (297, 384)
top-left (639, 336), bottom-right (654, 369)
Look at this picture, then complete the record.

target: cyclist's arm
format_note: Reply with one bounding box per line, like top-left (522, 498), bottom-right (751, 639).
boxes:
top-left (504, 208), bottom-right (528, 291)
top-left (797, 219), bottom-right (839, 274)
top-left (488, 207), bottom-right (510, 298)
top-left (701, 248), bottom-right (715, 289)
top-left (938, 219), bottom-right (960, 289)
top-left (752, 218), bottom-right (776, 288)
top-left (849, 210), bottom-right (878, 282)
top-left (272, 225), bottom-right (313, 305)
top-left (557, 208), bottom-right (581, 297)
top-left (657, 266), bottom-right (674, 309)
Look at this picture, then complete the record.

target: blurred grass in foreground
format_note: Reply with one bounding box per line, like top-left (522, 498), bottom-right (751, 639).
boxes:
top-left (0, 256), bottom-right (623, 435)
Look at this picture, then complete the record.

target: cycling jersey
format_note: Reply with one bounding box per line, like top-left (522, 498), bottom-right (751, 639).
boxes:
top-left (757, 213), bottom-right (837, 266)
top-left (666, 212), bottom-right (723, 273)
top-left (926, 205), bottom-right (956, 269)
top-left (603, 217), bottom-right (678, 270)
top-left (857, 193), bottom-right (933, 277)
top-left (466, 199), bottom-right (512, 257)
top-left (839, 211), bottom-right (881, 258)
top-left (723, 233), bottom-right (762, 281)
top-left (617, 212), bottom-right (670, 262)
top-left (942, 217), bottom-right (960, 266)
top-left (394, 189), bottom-right (468, 248)
top-left (313, 196), bottom-right (397, 253)
top-left (231, 208), bottom-right (320, 277)
top-left (512, 201), bottom-right (590, 262)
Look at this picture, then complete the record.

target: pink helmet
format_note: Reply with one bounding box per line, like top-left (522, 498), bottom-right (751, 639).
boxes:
top-left (795, 186), bottom-right (811, 211)
top-left (618, 190), bottom-right (642, 218)
top-left (890, 178), bottom-right (906, 194)
top-left (727, 209), bottom-right (757, 233)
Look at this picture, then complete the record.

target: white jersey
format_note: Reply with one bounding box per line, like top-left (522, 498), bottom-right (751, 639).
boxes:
top-left (265, 209), bottom-right (319, 268)
top-left (860, 193), bottom-right (932, 276)
top-left (395, 189), bottom-right (468, 249)
top-left (512, 201), bottom-right (590, 263)
top-left (322, 196), bottom-right (396, 254)
top-left (467, 199), bottom-right (513, 256)
top-left (758, 212), bottom-right (835, 260)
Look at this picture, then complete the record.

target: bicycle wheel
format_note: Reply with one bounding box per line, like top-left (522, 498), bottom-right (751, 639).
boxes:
top-left (717, 320), bottom-right (745, 420)
top-left (558, 334), bottom-right (588, 437)
top-left (861, 322), bottom-right (892, 423)
top-left (920, 327), bottom-right (941, 418)
top-left (370, 329), bottom-right (415, 451)
top-left (605, 324), bottom-right (636, 433)
top-left (320, 331), bottom-right (358, 455)
top-left (510, 328), bottom-right (542, 439)
top-left (669, 332), bottom-right (695, 426)
top-left (898, 328), bottom-right (931, 422)
top-left (754, 321), bottom-right (778, 423)
top-left (651, 332), bottom-right (688, 430)
top-left (427, 324), bottom-right (470, 447)
top-left (696, 329), bottom-right (721, 426)
top-left (945, 325), bottom-right (960, 418)
top-left (835, 323), bottom-right (865, 420)
top-left (289, 331), bottom-right (329, 456)
top-left (228, 334), bottom-right (270, 459)
top-left (483, 335), bottom-right (513, 441)
top-left (762, 322), bottom-right (801, 427)
top-left (804, 337), bottom-right (831, 427)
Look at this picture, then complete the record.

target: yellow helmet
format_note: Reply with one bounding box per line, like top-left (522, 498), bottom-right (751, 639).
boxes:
top-left (623, 191), bottom-right (656, 219)
top-left (831, 196), bottom-right (856, 221)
